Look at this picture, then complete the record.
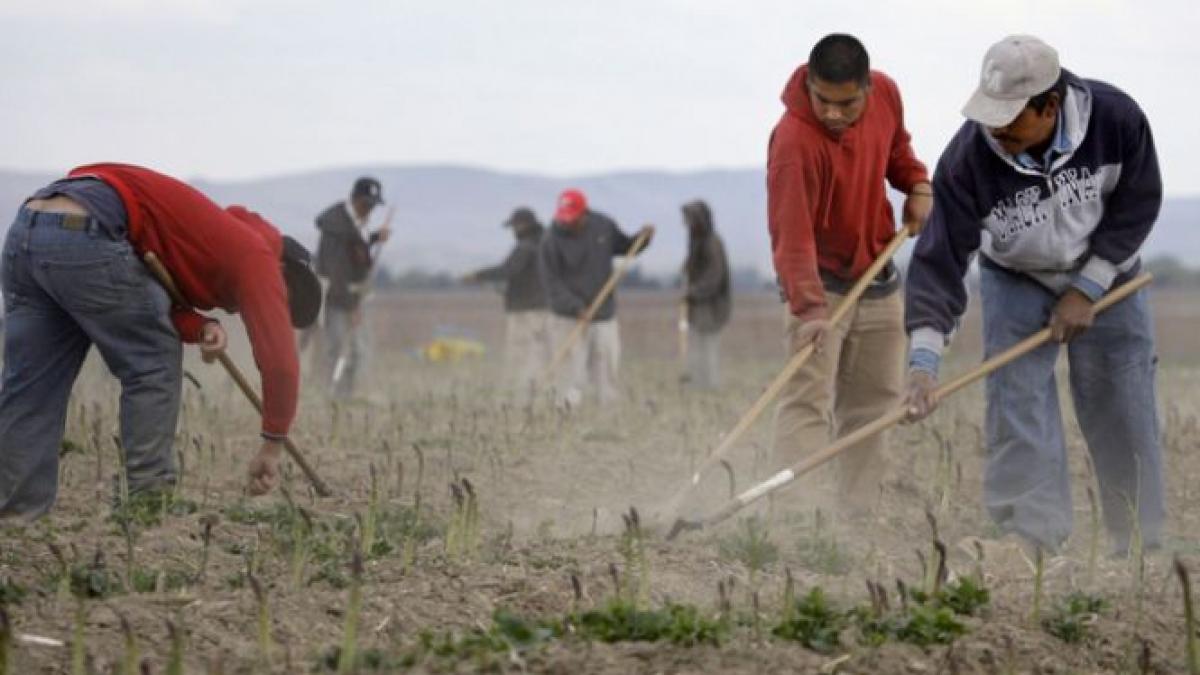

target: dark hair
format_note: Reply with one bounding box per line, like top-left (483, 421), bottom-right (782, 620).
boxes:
top-left (809, 34), bottom-right (870, 86)
top-left (1027, 73), bottom-right (1067, 113)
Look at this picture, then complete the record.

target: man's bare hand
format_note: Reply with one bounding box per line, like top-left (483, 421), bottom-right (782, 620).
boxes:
top-left (903, 370), bottom-right (939, 422)
top-left (1049, 288), bottom-right (1096, 343)
top-left (200, 322), bottom-right (227, 364)
top-left (793, 318), bottom-right (833, 355)
top-left (902, 182), bottom-right (934, 236)
top-left (247, 440), bottom-right (283, 496)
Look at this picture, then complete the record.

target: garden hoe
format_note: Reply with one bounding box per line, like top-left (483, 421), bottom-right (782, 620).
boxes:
top-left (666, 273), bottom-right (1152, 540)
top-left (143, 252), bottom-right (335, 498)
top-left (655, 225), bottom-right (911, 522)
top-left (543, 226), bottom-right (653, 381)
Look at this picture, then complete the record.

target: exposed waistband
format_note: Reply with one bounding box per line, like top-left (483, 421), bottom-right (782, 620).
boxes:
top-left (16, 206), bottom-right (102, 232)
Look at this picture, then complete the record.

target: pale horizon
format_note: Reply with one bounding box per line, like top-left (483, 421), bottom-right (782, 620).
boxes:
top-left (4, 1), bottom-right (1198, 196)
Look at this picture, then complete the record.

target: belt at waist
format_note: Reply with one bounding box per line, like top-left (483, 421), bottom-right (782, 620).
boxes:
top-left (819, 260), bottom-right (900, 299)
top-left (18, 207), bottom-right (100, 232)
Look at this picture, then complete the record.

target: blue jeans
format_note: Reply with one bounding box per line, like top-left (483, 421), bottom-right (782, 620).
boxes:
top-left (980, 262), bottom-right (1165, 552)
top-left (0, 208), bottom-right (181, 519)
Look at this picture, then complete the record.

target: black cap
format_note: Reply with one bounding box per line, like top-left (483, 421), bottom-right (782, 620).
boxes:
top-left (281, 236), bottom-right (322, 328)
top-left (352, 177), bottom-right (384, 206)
top-left (503, 207), bottom-right (538, 229)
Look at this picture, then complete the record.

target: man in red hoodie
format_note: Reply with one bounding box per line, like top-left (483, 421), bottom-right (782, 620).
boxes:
top-left (767, 34), bottom-right (932, 516)
top-left (0, 164), bottom-right (321, 519)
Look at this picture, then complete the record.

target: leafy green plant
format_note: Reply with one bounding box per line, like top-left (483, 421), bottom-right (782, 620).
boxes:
top-left (772, 587), bottom-right (845, 654)
top-left (571, 598), bottom-right (728, 646)
top-left (1042, 592), bottom-right (1107, 644)
top-left (894, 603), bottom-right (965, 646)
top-left (936, 576), bottom-right (991, 617)
top-left (110, 490), bottom-right (197, 529)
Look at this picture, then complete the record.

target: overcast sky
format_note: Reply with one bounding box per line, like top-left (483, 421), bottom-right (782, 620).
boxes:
top-left (2, 0), bottom-right (1196, 195)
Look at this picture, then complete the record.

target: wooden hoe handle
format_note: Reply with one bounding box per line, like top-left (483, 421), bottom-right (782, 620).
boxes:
top-left (143, 252), bottom-right (334, 498)
top-left (672, 272), bottom-right (1153, 536)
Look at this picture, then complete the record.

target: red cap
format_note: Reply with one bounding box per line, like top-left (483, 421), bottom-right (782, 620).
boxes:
top-left (554, 188), bottom-right (588, 223)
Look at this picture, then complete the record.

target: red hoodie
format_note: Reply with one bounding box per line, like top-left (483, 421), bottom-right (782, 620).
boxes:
top-left (767, 66), bottom-right (929, 321)
top-left (67, 163), bottom-right (299, 437)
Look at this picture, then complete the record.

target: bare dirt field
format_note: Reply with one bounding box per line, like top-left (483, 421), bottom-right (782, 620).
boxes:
top-left (0, 287), bottom-right (1197, 673)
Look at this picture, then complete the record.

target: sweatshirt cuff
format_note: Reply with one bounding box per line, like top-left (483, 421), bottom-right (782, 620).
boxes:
top-left (909, 326), bottom-right (948, 356)
top-left (1076, 255), bottom-right (1119, 295)
top-left (260, 431), bottom-right (288, 442)
top-left (908, 347), bottom-right (941, 377)
top-left (1070, 276), bottom-right (1106, 303)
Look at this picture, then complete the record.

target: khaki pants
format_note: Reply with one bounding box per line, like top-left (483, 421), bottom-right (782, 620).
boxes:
top-left (505, 310), bottom-right (552, 400)
top-left (551, 316), bottom-right (621, 408)
top-left (771, 289), bottom-right (905, 512)
top-left (685, 330), bottom-right (721, 388)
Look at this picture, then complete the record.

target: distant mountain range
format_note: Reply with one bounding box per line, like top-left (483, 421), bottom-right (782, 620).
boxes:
top-left (1, 165), bottom-right (1196, 277)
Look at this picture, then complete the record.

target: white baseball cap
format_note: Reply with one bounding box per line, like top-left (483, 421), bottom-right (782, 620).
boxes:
top-left (963, 35), bottom-right (1061, 127)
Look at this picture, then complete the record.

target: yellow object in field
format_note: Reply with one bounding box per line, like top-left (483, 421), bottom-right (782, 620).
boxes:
top-left (420, 337), bottom-right (486, 363)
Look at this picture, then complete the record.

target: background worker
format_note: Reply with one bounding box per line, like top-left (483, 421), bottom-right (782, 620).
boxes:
top-left (538, 188), bottom-right (653, 408)
top-left (679, 199), bottom-right (731, 389)
top-left (314, 176), bottom-right (391, 399)
top-left (462, 206), bottom-right (552, 399)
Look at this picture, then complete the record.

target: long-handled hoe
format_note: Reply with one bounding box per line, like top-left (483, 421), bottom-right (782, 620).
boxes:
top-left (655, 227), bottom-right (911, 521)
top-left (543, 226), bottom-right (652, 382)
top-left (142, 252), bottom-right (334, 497)
top-left (667, 273), bottom-right (1152, 539)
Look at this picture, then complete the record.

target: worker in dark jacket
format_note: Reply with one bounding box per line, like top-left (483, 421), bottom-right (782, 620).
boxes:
top-left (463, 207), bottom-right (551, 397)
top-left (904, 36), bottom-right (1164, 556)
top-left (539, 189), bottom-right (653, 407)
top-left (679, 200), bottom-right (731, 388)
top-left (313, 177), bottom-right (390, 399)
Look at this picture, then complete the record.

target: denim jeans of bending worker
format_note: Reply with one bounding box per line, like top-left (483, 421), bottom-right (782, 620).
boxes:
top-left (0, 207), bottom-right (181, 519)
top-left (980, 262), bottom-right (1165, 554)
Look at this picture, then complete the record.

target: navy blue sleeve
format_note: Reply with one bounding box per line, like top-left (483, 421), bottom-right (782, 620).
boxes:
top-left (904, 151), bottom-right (982, 336)
top-left (1089, 103), bottom-right (1162, 271)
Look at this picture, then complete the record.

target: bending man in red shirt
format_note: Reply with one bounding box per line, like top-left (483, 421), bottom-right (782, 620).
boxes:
top-left (767, 34), bottom-right (932, 517)
top-left (0, 163), bottom-right (321, 519)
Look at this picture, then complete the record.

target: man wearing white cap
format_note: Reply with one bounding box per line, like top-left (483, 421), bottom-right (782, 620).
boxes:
top-left (903, 36), bottom-right (1164, 557)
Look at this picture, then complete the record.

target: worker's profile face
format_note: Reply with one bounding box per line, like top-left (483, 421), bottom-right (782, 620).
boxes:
top-left (351, 196), bottom-right (376, 221)
top-left (987, 94), bottom-right (1059, 157)
top-left (807, 75), bottom-right (868, 133)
